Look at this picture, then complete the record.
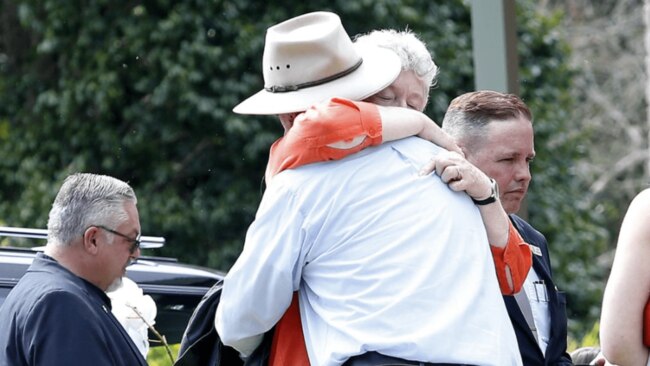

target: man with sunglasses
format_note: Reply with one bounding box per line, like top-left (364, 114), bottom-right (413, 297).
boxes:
top-left (0, 173), bottom-right (148, 366)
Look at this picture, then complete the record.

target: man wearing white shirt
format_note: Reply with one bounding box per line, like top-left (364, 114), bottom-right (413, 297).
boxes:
top-left (217, 138), bottom-right (522, 366)
top-left (215, 12), bottom-right (524, 366)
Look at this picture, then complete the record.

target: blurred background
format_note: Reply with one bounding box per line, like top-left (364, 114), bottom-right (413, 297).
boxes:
top-left (0, 0), bottom-right (645, 353)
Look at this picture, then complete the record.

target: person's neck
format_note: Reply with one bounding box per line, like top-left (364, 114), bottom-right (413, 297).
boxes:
top-left (43, 243), bottom-right (64, 262)
top-left (45, 243), bottom-right (105, 290)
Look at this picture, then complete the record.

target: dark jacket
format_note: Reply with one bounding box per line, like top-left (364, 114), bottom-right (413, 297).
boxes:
top-left (505, 215), bottom-right (573, 366)
top-left (175, 279), bottom-right (272, 366)
top-left (0, 253), bottom-right (148, 366)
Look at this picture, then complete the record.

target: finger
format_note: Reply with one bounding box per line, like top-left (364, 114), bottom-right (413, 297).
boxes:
top-left (434, 159), bottom-right (451, 177)
top-left (440, 165), bottom-right (461, 183)
top-left (451, 165), bottom-right (462, 182)
top-left (418, 158), bottom-right (437, 176)
top-left (446, 178), bottom-right (468, 193)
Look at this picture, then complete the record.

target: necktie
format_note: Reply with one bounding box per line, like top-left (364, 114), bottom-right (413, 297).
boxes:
top-left (514, 288), bottom-right (539, 344)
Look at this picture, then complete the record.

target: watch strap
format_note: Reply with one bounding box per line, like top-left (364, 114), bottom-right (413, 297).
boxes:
top-left (471, 178), bottom-right (498, 206)
top-left (472, 195), bottom-right (497, 206)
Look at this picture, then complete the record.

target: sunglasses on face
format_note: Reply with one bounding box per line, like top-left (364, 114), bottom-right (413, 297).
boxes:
top-left (93, 225), bottom-right (141, 254)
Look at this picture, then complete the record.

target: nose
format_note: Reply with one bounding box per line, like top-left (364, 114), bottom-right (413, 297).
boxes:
top-left (128, 247), bottom-right (141, 266)
top-left (515, 162), bottom-right (532, 184)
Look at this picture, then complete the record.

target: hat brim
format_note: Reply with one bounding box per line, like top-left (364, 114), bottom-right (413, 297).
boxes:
top-left (233, 44), bottom-right (402, 115)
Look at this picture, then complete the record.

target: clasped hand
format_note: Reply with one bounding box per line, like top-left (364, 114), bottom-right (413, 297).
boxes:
top-left (419, 150), bottom-right (492, 201)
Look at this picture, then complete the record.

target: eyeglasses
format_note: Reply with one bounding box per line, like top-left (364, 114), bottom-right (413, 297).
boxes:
top-left (94, 225), bottom-right (141, 254)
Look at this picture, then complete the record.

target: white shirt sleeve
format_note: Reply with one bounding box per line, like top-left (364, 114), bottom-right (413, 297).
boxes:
top-left (212, 330), bottom-right (262, 358)
top-left (214, 181), bottom-right (306, 352)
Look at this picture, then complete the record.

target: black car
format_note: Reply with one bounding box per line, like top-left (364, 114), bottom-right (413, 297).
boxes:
top-left (0, 226), bottom-right (223, 345)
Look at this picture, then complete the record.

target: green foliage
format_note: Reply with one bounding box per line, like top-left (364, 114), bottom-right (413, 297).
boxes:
top-left (568, 321), bottom-right (600, 352)
top-left (516, 3), bottom-right (610, 338)
top-left (147, 343), bottom-right (179, 366)
top-left (0, 0), bottom-right (607, 340)
top-left (0, 0), bottom-right (279, 269)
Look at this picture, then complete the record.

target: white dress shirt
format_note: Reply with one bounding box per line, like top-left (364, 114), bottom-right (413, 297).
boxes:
top-left (216, 137), bottom-right (522, 366)
top-left (523, 268), bottom-right (552, 355)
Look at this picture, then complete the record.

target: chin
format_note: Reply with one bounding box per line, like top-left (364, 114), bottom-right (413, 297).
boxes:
top-left (106, 277), bottom-right (123, 292)
top-left (502, 201), bottom-right (521, 215)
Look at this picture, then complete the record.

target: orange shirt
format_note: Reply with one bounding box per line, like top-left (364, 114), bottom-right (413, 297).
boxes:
top-left (269, 292), bottom-right (309, 365)
top-left (265, 98), bottom-right (383, 183)
top-left (490, 221), bottom-right (532, 295)
top-left (640, 299), bottom-right (650, 347)
top-left (266, 97), bottom-right (532, 365)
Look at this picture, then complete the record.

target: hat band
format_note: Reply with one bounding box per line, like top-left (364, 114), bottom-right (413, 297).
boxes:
top-left (265, 59), bottom-right (363, 93)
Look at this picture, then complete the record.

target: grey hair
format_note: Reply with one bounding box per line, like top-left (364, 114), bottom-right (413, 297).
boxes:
top-left (47, 173), bottom-right (137, 246)
top-left (442, 90), bottom-right (533, 152)
top-left (354, 29), bottom-right (439, 89)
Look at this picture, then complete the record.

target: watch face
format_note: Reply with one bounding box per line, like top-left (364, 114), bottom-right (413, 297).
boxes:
top-left (491, 178), bottom-right (499, 198)
top-left (471, 178), bottom-right (499, 206)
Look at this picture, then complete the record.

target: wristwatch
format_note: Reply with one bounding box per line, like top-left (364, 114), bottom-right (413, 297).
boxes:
top-left (472, 178), bottom-right (499, 206)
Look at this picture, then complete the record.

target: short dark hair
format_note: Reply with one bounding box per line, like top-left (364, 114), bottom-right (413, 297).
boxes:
top-left (449, 90), bottom-right (531, 121)
top-left (442, 90), bottom-right (532, 149)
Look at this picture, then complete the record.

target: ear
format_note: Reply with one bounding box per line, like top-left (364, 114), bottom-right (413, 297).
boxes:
top-left (82, 226), bottom-right (100, 255)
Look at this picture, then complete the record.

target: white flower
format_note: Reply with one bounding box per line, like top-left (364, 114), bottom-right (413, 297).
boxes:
top-left (107, 277), bottom-right (157, 358)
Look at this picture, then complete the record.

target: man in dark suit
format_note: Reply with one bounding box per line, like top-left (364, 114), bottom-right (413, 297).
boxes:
top-left (441, 90), bottom-right (573, 365)
top-left (508, 215), bottom-right (571, 365)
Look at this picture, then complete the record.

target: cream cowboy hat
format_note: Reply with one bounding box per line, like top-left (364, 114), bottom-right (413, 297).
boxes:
top-left (233, 11), bottom-right (402, 115)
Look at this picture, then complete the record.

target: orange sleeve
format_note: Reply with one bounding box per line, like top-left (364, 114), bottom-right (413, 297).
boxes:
top-left (643, 299), bottom-right (650, 347)
top-left (269, 292), bottom-right (310, 366)
top-left (265, 98), bottom-right (382, 181)
top-left (490, 221), bottom-right (533, 295)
